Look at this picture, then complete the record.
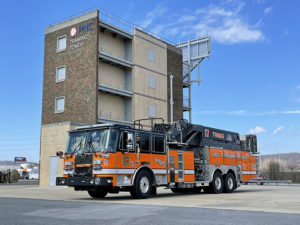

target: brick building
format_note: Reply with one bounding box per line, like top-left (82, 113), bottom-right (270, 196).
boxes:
top-left (40, 10), bottom-right (183, 186)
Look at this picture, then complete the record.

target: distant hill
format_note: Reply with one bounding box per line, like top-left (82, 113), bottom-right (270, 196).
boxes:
top-left (0, 160), bottom-right (38, 165)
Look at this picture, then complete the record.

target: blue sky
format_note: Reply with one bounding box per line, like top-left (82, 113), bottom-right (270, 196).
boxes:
top-left (0, 0), bottom-right (299, 162)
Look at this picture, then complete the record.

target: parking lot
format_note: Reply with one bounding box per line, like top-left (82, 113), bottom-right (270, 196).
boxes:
top-left (0, 184), bottom-right (300, 224)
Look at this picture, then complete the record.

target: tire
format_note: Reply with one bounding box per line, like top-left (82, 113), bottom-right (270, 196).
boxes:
top-left (209, 172), bottom-right (224, 194)
top-left (88, 189), bottom-right (108, 198)
top-left (224, 173), bottom-right (235, 193)
top-left (130, 170), bottom-right (152, 199)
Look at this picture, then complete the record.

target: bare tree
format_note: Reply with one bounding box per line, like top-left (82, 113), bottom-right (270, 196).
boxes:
top-left (268, 160), bottom-right (280, 180)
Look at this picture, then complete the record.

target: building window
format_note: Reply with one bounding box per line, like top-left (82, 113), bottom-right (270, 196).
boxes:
top-left (148, 49), bottom-right (155, 62)
top-left (56, 66), bottom-right (66, 82)
top-left (55, 96), bottom-right (65, 113)
top-left (149, 75), bottom-right (156, 89)
top-left (57, 36), bottom-right (66, 52)
top-left (149, 104), bottom-right (156, 118)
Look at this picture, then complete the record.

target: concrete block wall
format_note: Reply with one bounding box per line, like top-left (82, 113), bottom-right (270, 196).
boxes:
top-left (132, 29), bottom-right (168, 124)
top-left (39, 122), bottom-right (76, 186)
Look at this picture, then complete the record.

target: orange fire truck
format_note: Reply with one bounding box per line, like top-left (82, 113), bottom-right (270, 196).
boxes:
top-left (56, 118), bottom-right (259, 199)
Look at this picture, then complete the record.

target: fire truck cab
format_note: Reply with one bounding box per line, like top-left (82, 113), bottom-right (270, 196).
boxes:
top-left (56, 118), bottom-right (258, 199)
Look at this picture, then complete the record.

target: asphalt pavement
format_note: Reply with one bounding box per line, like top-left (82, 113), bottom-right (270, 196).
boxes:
top-left (1, 197), bottom-right (300, 225)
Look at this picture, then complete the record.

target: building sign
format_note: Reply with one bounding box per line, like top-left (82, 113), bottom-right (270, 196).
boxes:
top-left (14, 157), bottom-right (26, 162)
top-left (70, 35), bottom-right (88, 50)
top-left (69, 22), bottom-right (93, 50)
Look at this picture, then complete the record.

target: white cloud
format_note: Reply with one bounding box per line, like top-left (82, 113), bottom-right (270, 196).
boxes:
top-left (264, 7), bottom-right (273, 15)
top-left (253, 0), bottom-right (267, 4)
top-left (249, 126), bottom-right (266, 134)
top-left (280, 29), bottom-right (289, 38)
top-left (139, 1), bottom-right (265, 44)
top-left (150, 24), bottom-right (166, 35)
top-left (192, 4), bottom-right (264, 44)
top-left (296, 85), bottom-right (300, 90)
top-left (199, 110), bottom-right (247, 115)
top-left (282, 110), bottom-right (300, 114)
top-left (139, 4), bottom-right (167, 28)
top-left (178, 15), bottom-right (197, 23)
top-left (273, 126), bottom-right (284, 135)
top-left (195, 110), bottom-right (300, 116)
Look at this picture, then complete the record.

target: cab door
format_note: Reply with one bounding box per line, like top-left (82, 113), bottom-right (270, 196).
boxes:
top-left (117, 130), bottom-right (137, 176)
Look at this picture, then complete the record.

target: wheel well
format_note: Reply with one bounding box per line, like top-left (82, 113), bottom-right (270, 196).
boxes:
top-left (133, 166), bottom-right (156, 185)
top-left (214, 169), bottom-right (222, 176)
top-left (226, 169), bottom-right (236, 179)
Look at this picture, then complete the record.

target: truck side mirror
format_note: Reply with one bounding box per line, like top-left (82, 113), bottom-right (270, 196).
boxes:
top-left (56, 151), bottom-right (64, 158)
top-left (126, 133), bottom-right (133, 151)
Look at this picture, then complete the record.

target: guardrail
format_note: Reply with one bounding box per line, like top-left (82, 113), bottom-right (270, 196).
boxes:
top-left (242, 180), bottom-right (292, 186)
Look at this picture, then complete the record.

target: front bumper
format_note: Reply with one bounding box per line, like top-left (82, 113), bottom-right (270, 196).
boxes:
top-left (56, 176), bottom-right (113, 187)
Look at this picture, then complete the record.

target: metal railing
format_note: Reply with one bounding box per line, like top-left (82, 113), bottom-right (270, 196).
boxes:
top-left (98, 7), bottom-right (174, 45)
top-left (98, 110), bottom-right (125, 122)
top-left (99, 46), bottom-right (131, 63)
top-left (183, 97), bottom-right (190, 108)
top-left (49, 7), bottom-right (174, 45)
top-left (242, 180), bottom-right (292, 186)
top-left (99, 80), bottom-right (128, 92)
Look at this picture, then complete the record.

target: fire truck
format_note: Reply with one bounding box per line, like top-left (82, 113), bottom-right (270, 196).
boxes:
top-left (56, 118), bottom-right (258, 199)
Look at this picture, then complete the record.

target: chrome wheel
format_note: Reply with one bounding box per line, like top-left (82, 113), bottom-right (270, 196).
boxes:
top-left (227, 177), bottom-right (234, 190)
top-left (215, 176), bottom-right (222, 190)
top-left (140, 176), bottom-right (150, 194)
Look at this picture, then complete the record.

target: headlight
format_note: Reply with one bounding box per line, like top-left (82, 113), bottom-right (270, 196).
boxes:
top-left (65, 161), bottom-right (73, 166)
top-left (94, 160), bottom-right (102, 165)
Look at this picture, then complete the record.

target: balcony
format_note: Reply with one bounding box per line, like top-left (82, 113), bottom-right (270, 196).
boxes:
top-left (98, 83), bottom-right (133, 98)
top-left (99, 50), bottom-right (132, 69)
top-left (183, 97), bottom-right (191, 111)
top-left (183, 80), bottom-right (190, 88)
top-left (98, 110), bottom-right (132, 126)
top-left (100, 21), bottom-right (132, 40)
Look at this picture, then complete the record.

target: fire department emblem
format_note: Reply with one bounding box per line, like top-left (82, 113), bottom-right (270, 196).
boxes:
top-left (70, 27), bottom-right (77, 37)
top-left (122, 155), bottom-right (130, 166)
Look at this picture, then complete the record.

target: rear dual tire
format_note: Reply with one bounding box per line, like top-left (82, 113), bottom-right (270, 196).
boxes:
top-left (211, 172), bottom-right (224, 194)
top-left (204, 172), bottom-right (224, 194)
top-left (205, 172), bottom-right (236, 194)
top-left (224, 173), bottom-right (235, 193)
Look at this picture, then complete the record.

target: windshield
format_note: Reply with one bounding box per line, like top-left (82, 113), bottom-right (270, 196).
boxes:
top-left (65, 129), bottom-right (119, 154)
top-left (86, 129), bottom-right (119, 153)
top-left (65, 132), bottom-right (86, 154)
